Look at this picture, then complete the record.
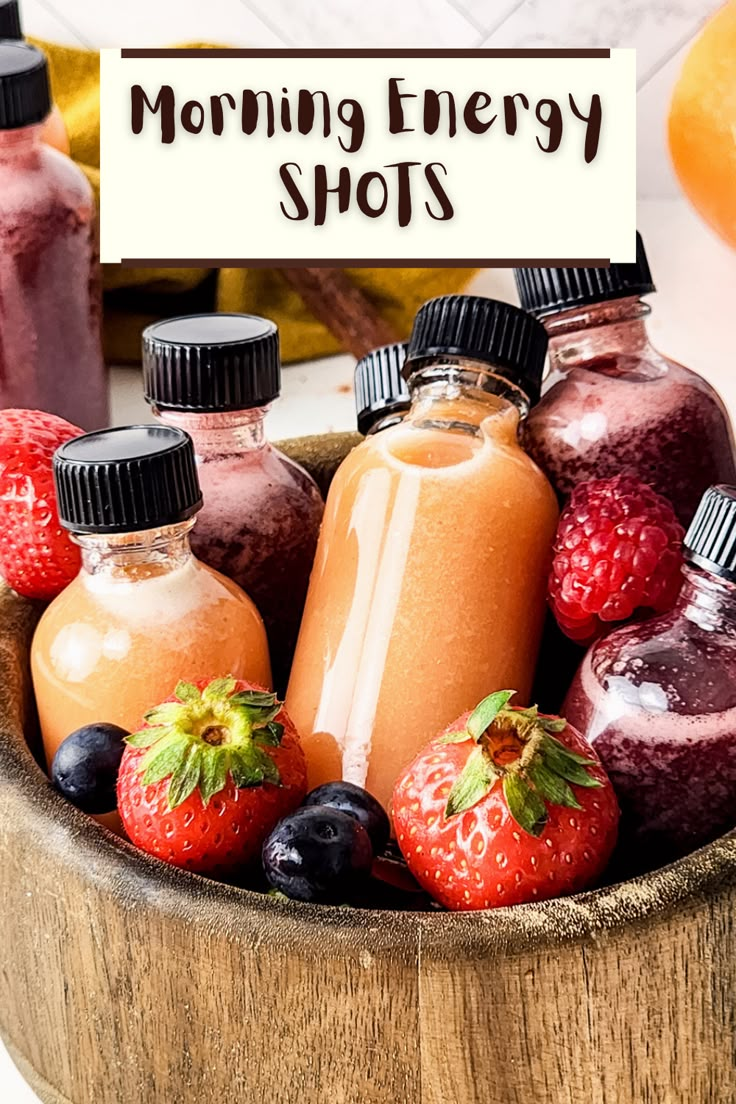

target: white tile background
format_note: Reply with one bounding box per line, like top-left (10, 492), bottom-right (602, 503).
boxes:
top-left (3, 1), bottom-right (735, 1100)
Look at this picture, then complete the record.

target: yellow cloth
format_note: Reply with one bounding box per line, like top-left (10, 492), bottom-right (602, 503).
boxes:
top-left (33, 39), bottom-right (476, 364)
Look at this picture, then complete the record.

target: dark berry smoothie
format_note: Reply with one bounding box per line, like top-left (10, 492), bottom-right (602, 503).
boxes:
top-left (563, 499), bottom-right (736, 874)
top-left (525, 340), bottom-right (735, 526)
top-left (181, 415), bottom-right (324, 692)
top-left (143, 314), bottom-right (324, 692)
top-left (516, 239), bottom-right (736, 526)
top-left (0, 43), bottom-right (106, 428)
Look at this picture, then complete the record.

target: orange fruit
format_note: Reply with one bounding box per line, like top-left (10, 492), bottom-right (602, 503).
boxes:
top-left (669, 1), bottom-right (736, 249)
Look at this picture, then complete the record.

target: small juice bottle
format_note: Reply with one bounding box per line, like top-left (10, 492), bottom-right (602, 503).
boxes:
top-left (142, 313), bottom-right (324, 692)
top-left (354, 343), bottom-right (410, 435)
top-left (564, 485), bottom-right (736, 871)
top-left (0, 0), bottom-right (70, 154)
top-left (515, 233), bottom-right (736, 525)
top-left (287, 295), bottom-right (559, 811)
top-left (32, 425), bottom-right (271, 766)
top-left (0, 42), bottom-right (106, 428)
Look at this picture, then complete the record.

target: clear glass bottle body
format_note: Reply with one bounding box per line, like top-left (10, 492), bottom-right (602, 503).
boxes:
top-left (0, 124), bottom-right (106, 428)
top-left (524, 296), bottom-right (736, 524)
top-left (287, 358), bottom-right (559, 813)
top-left (563, 565), bottom-right (736, 869)
top-left (155, 407), bottom-right (324, 692)
top-left (31, 520), bottom-right (271, 765)
top-left (41, 104), bottom-right (69, 154)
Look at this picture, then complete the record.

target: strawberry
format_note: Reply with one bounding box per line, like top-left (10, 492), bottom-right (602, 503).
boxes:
top-left (0, 408), bottom-right (82, 600)
top-left (117, 676), bottom-right (307, 875)
top-left (392, 691), bottom-right (619, 911)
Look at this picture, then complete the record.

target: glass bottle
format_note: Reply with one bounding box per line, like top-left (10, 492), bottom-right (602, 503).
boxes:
top-left (0, 42), bottom-right (106, 428)
top-left (287, 295), bottom-right (559, 812)
top-left (516, 233), bottom-right (736, 525)
top-left (354, 342), bottom-right (410, 435)
top-left (31, 425), bottom-right (271, 766)
top-left (563, 485), bottom-right (736, 871)
top-left (0, 0), bottom-right (70, 153)
top-left (143, 314), bottom-right (324, 693)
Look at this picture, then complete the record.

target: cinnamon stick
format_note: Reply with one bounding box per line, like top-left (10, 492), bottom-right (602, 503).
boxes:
top-left (278, 268), bottom-right (401, 359)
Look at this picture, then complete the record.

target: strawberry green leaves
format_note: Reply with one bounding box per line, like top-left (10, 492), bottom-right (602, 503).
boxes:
top-left (541, 733), bottom-right (602, 788)
top-left (439, 689), bottom-right (515, 745)
top-left (126, 676), bottom-right (287, 810)
top-left (503, 773), bottom-right (548, 837)
top-left (443, 691), bottom-right (602, 835)
top-left (199, 746), bottom-right (229, 806)
top-left (141, 733), bottom-right (191, 785)
top-left (467, 690), bottom-right (515, 740)
top-left (167, 744), bottom-right (204, 808)
top-left (445, 747), bottom-right (499, 818)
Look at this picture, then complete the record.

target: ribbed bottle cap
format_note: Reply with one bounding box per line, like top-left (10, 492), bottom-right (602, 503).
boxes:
top-left (515, 233), bottom-right (655, 318)
top-left (405, 295), bottom-right (547, 405)
top-left (0, 42), bottom-right (50, 130)
top-left (684, 486), bottom-right (736, 582)
top-left (54, 426), bottom-right (203, 534)
top-left (0, 1), bottom-right (22, 39)
top-left (355, 343), bottom-right (409, 434)
top-left (142, 313), bottom-right (280, 412)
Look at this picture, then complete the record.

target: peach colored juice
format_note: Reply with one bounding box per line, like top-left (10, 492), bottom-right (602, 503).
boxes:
top-left (32, 546), bottom-right (270, 766)
top-left (287, 390), bottom-right (558, 812)
top-left (32, 424), bottom-right (271, 768)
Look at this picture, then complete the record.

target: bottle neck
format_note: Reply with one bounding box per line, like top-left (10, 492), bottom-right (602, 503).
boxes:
top-left (74, 520), bottom-right (195, 581)
top-left (0, 122), bottom-right (43, 160)
top-left (544, 296), bottom-right (657, 375)
top-left (679, 565), bottom-right (736, 636)
top-left (155, 407), bottom-right (268, 456)
top-left (405, 357), bottom-right (530, 435)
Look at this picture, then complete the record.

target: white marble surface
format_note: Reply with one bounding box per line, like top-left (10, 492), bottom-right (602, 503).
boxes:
top-left (2, 2), bottom-right (734, 1101)
top-left (21, 0), bottom-right (723, 199)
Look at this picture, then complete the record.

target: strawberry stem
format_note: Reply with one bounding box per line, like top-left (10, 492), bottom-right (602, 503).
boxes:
top-left (126, 676), bottom-right (286, 809)
top-left (443, 693), bottom-right (601, 834)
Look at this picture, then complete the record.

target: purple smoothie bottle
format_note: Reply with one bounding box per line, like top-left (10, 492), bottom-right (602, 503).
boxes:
top-left (142, 313), bottom-right (324, 691)
top-left (563, 485), bottom-right (736, 872)
top-left (515, 235), bottom-right (736, 526)
top-left (0, 42), bottom-right (106, 427)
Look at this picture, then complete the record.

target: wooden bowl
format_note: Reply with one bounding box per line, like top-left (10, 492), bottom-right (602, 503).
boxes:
top-left (1, 434), bottom-right (735, 1104)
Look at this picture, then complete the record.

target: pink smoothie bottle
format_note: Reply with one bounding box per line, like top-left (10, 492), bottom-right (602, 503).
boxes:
top-left (0, 0), bottom-right (70, 154)
top-left (0, 42), bottom-right (106, 428)
top-left (563, 485), bottom-right (736, 872)
top-left (515, 234), bottom-right (736, 525)
top-left (142, 314), bottom-right (324, 692)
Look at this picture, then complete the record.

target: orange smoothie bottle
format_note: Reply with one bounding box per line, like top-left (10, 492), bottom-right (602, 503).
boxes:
top-left (287, 296), bottom-right (559, 812)
top-left (32, 425), bottom-right (271, 767)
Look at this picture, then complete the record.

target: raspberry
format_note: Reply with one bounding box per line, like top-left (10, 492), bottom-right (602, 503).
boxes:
top-left (549, 475), bottom-right (685, 643)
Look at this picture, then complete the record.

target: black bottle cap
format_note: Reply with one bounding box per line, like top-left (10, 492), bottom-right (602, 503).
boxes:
top-left (405, 295), bottom-right (548, 405)
top-left (0, 1), bottom-right (22, 39)
top-left (684, 486), bottom-right (736, 583)
top-left (54, 425), bottom-right (203, 534)
top-left (355, 342), bottom-right (410, 435)
top-left (142, 313), bottom-right (281, 412)
top-left (514, 233), bottom-right (656, 318)
top-left (0, 41), bottom-right (50, 130)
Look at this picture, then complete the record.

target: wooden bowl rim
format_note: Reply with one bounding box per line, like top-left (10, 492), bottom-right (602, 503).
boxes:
top-left (3, 700), bottom-right (736, 959)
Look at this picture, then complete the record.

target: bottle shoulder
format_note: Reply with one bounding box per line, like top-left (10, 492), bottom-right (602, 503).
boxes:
top-left (194, 444), bottom-right (324, 522)
top-left (584, 610), bottom-right (736, 716)
top-left (0, 143), bottom-right (93, 212)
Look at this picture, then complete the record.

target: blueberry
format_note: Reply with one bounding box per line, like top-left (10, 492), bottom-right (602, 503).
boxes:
top-left (262, 806), bottom-right (373, 903)
top-left (51, 723), bottom-right (129, 814)
top-left (302, 781), bottom-right (390, 854)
